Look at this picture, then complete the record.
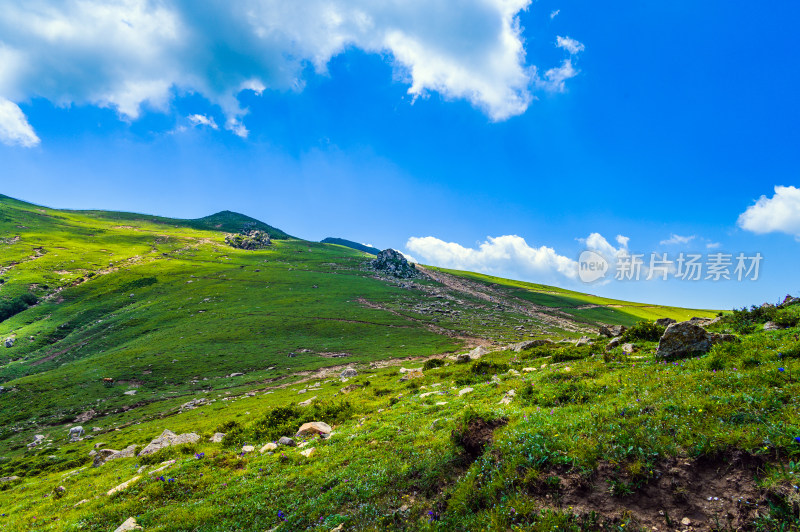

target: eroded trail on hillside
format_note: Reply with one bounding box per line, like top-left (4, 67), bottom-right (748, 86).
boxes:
top-left (416, 266), bottom-right (595, 334)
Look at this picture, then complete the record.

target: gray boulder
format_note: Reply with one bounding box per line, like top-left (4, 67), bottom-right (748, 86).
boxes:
top-left (575, 336), bottom-right (591, 347)
top-left (656, 321), bottom-right (738, 359)
top-left (138, 429), bottom-right (200, 456)
top-left (511, 339), bottom-right (553, 352)
top-left (370, 249), bottom-right (418, 278)
top-left (654, 318), bottom-right (677, 327)
top-left (225, 229), bottom-right (271, 250)
top-left (688, 317), bottom-right (713, 327)
top-left (4, 337), bottom-right (14, 348)
top-left (622, 343), bottom-right (636, 354)
top-left (278, 436), bottom-right (296, 447)
top-left (598, 325), bottom-right (626, 338)
top-left (340, 368), bottom-right (358, 378)
top-left (27, 434), bottom-right (45, 448)
top-left (780, 295), bottom-right (800, 307)
top-left (606, 337), bottom-right (621, 351)
top-left (764, 321), bottom-right (783, 331)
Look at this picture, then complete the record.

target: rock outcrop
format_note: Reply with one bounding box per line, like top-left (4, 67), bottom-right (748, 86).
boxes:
top-left (598, 325), bottom-right (626, 338)
top-left (296, 421), bottom-right (332, 438)
top-left (138, 429), bottom-right (200, 456)
top-left (370, 249), bottom-right (418, 278)
top-left (656, 321), bottom-right (738, 359)
top-left (225, 229), bottom-right (271, 250)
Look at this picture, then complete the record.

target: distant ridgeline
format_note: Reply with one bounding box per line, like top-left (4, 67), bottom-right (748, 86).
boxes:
top-left (320, 237), bottom-right (381, 255)
top-left (72, 208), bottom-right (293, 240)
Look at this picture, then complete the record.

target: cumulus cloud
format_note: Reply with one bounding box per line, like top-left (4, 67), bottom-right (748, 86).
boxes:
top-left (407, 234), bottom-right (578, 281)
top-left (406, 232), bottom-right (629, 284)
top-left (659, 234), bottom-right (696, 245)
top-left (0, 97), bottom-right (40, 147)
top-left (550, 10), bottom-right (560, 19)
top-left (738, 185), bottom-right (800, 239)
top-left (556, 36), bottom-right (585, 55)
top-left (0, 0), bottom-right (587, 144)
top-left (188, 114), bottom-right (218, 130)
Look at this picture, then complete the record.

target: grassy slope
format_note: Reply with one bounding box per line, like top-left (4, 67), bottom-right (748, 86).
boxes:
top-left (0, 316), bottom-right (798, 531)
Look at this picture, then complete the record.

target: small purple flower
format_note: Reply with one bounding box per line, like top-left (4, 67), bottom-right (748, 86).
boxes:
top-left (157, 475), bottom-right (165, 482)
top-left (779, 367), bottom-right (785, 373)
top-left (278, 510), bottom-right (286, 521)
top-left (195, 452), bottom-right (205, 459)
top-left (794, 437), bottom-right (800, 444)
top-left (168, 478), bottom-right (175, 483)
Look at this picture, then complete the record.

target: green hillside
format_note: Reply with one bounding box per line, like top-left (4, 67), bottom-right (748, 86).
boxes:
top-left (5, 194), bottom-right (797, 531)
top-left (320, 237), bottom-right (381, 255)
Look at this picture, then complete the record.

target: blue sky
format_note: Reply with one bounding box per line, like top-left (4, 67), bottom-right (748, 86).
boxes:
top-left (0, 1), bottom-right (798, 309)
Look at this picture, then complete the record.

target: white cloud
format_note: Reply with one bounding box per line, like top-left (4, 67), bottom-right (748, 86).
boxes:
top-left (556, 36), bottom-right (584, 55)
top-left (0, 0), bottom-right (586, 142)
top-left (706, 242), bottom-right (721, 249)
top-left (659, 234), bottom-right (696, 245)
top-left (738, 185), bottom-right (800, 239)
top-left (550, 10), bottom-right (560, 19)
top-left (615, 235), bottom-right (630, 248)
top-left (407, 234), bottom-right (579, 281)
top-left (537, 59), bottom-right (578, 92)
top-left (188, 114), bottom-right (218, 130)
top-left (0, 97), bottom-right (40, 147)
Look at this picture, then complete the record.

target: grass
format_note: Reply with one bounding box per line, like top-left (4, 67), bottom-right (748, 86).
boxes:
top-left (5, 193), bottom-right (793, 530)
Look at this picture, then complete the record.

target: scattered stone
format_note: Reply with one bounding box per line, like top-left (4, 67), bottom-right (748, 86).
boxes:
top-left (123, 390), bottom-right (137, 396)
top-left (400, 370), bottom-right (424, 380)
top-left (522, 367), bottom-right (537, 372)
top-left (180, 398), bottom-right (209, 411)
top-left (458, 387), bottom-right (474, 396)
top-left (148, 460), bottom-right (176, 476)
top-left (499, 389), bottom-right (516, 405)
top-left (654, 317), bottom-right (676, 327)
top-left (278, 436), bottom-right (296, 447)
top-left (688, 316), bottom-right (713, 327)
top-left (468, 345), bottom-right (489, 359)
top-left (4, 337), bottom-right (14, 348)
top-left (575, 336), bottom-right (591, 347)
top-left (606, 337), bottom-right (621, 351)
top-left (598, 325), bottom-right (627, 338)
top-left (93, 445), bottom-right (137, 467)
top-left (340, 368), bottom-right (358, 378)
top-left (296, 421), bottom-right (332, 438)
top-left (455, 354), bottom-right (472, 363)
top-left (298, 395), bottom-right (317, 406)
top-left (209, 432), bottom-right (226, 443)
top-left (241, 445), bottom-right (255, 454)
top-left (74, 409), bottom-right (96, 424)
top-left (28, 434), bottom-right (45, 448)
top-left (511, 339), bottom-right (553, 352)
top-left (507, 369), bottom-right (520, 376)
top-left (764, 321), bottom-right (783, 331)
top-left (260, 442), bottom-right (278, 453)
top-left (0, 475), bottom-right (20, 483)
top-left (107, 475), bottom-right (141, 496)
top-left (370, 248), bottom-right (418, 278)
top-left (622, 343), bottom-right (636, 354)
top-left (300, 447), bottom-right (316, 458)
top-left (138, 429), bottom-right (200, 456)
top-left (73, 499), bottom-right (89, 508)
top-left (113, 517), bottom-right (143, 532)
top-left (69, 426), bottom-right (85, 442)
top-left (780, 294), bottom-right (800, 307)
top-left (681, 517), bottom-right (691, 526)
top-left (399, 367), bottom-right (423, 373)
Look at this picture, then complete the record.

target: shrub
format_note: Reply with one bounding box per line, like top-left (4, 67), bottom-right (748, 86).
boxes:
top-left (423, 358), bottom-right (446, 370)
top-left (774, 309), bottom-right (800, 328)
top-left (551, 345), bottom-right (593, 363)
top-left (470, 360), bottom-right (509, 375)
top-left (0, 292), bottom-right (38, 323)
top-left (620, 321), bottom-right (665, 343)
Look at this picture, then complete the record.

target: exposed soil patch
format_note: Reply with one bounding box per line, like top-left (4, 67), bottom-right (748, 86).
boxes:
top-left (452, 417), bottom-right (508, 460)
top-left (538, 451), bottom-right (774, 531)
